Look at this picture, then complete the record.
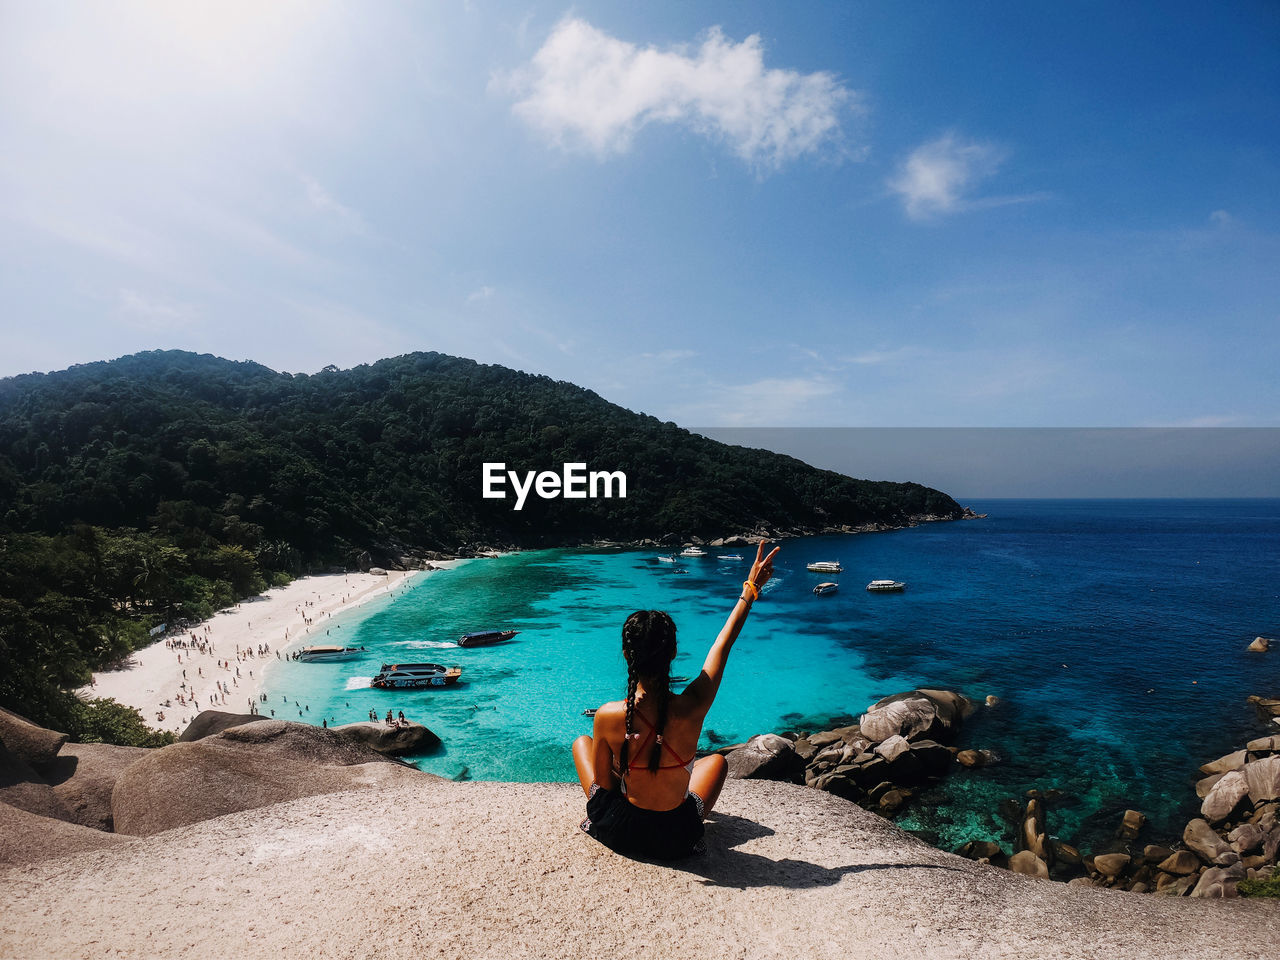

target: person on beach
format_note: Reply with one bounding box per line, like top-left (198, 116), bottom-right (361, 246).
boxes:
top-left (573, 539), bottom-right (780, 860)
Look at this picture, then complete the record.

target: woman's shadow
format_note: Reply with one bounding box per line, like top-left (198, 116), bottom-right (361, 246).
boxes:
top-left (668, 812), bottom-right (964, 890)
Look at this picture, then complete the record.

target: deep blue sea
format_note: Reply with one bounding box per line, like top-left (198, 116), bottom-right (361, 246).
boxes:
top-left (262, 499), bottom-right (1280, 853)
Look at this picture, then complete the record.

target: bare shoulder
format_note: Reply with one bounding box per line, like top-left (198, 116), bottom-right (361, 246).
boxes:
top-left (595, 699), bottom-right (626, 718)
top-left (675, 677), bottom-right (713, 713)
top-left (592, 700), bottom-right (627, 733)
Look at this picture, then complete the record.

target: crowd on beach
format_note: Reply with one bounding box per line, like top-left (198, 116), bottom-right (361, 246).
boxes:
top-left (158, 598), bottom-right (418, 732)
top-left (87, 569), bottom-right (428, 737)
top-left (156, 628), bottom-right (270, 726)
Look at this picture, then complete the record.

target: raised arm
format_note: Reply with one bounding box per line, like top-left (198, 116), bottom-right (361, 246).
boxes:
top-left (683, 540), bottom-right (779, 710)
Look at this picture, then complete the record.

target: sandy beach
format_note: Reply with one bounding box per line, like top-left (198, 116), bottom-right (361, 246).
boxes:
top-left (84, 566), bottom-right (459, 736)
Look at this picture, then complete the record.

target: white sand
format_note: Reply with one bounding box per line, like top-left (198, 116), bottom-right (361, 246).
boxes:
top-left (83, 565), bottom-right (460, 736)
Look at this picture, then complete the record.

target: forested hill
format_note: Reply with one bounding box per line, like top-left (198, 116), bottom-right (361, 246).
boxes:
top-left (0, 350), bottom-right (961, 556)
top-left (0, 350), bottom-right (962, 734)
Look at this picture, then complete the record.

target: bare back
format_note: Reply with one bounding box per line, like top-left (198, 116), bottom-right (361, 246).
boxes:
top-left (591, 686), bottom-right (710, 811)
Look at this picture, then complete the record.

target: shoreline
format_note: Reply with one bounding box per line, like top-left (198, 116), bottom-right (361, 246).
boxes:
top-left (83, 564), bottom-right (462, 736)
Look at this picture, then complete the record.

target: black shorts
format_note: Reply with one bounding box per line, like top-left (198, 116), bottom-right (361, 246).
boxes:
top-left (581, 785), bottom-right (706, 860)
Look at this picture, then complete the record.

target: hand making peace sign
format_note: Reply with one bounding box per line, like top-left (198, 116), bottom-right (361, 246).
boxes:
top-left (748, 539), bottom-right (781, 593)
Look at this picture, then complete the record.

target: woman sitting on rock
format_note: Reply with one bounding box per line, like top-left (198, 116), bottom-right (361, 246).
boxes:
top-left (573, 540), bottom-right (780, 859)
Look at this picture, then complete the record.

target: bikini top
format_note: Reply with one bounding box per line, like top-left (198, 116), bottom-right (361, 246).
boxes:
top-left (625, 711), bottom-right (696, 775)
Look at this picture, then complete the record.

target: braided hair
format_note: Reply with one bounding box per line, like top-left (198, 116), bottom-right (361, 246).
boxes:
top-left (618, 610), bottom-right (678, 775)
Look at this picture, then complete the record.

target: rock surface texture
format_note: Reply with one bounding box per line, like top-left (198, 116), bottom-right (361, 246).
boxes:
top-left (111, 720), bottom-right (427, 836)
top-left (47, 742), bottom-right (150, 832)
top-left (0, 707), bottom-right (68, 772)
top-left (4, 779), bottom-right (1279, 960)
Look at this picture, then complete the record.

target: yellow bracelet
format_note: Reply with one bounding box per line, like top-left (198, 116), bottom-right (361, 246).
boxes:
top-left (742, 580), bottom-right (759, 602)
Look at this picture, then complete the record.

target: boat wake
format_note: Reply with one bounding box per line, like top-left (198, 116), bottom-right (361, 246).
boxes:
top-left (344, 676), bottom-right (375, 690)
top-left (400, 640), bottom-right (458, 650)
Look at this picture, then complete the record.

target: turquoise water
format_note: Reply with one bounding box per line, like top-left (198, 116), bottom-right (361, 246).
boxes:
top-left (262, 500), bottom-right (1280, 853)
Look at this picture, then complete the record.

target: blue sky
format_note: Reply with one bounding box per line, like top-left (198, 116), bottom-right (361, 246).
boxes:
top-left (1, 1), bottom-right (1277, 428)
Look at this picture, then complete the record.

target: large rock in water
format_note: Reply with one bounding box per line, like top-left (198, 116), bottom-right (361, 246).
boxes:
top-left (0, 706), bottom-right (68, 772)
top-left (111, 720), bottom-right (428, 836)
top-left (1190, 863), bottom-right (1246, 898)
top-left (1183, 818), bottom-right (1232, 864)
top-left (1200, 750), bottom-right (1247, 776)
top-left (1016, 797), bottom-right (1054, 866)
top-left (1201, 770), bottom-right (1250, 823)
top-left (46, 742), bottom-right (151, 832)
top-left (1093, 853), bottom-right (1130, 879)
top-left (1244, 755), bottom-right (1280, 805)
top-left (858, 689), bottom-right (973, 744)
top-left (331, 721), bottom-right (441, 757)
top-left (726, 734), bottom-right (801, 781)
top-left (1007, 850), bottom-right (1049, 878)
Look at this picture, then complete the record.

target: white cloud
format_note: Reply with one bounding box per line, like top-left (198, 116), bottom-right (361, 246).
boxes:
top-left (301, 175), bottom-right (366, 234)
top-left (504, 18), bottom-right (854, 169)
top-left (116, 289), bottom-right (197, 331)
top-left (467, 285), bottom-right (496, 303)
top-left (641, 348), bottom-right (696, 362)
top-left (675, 375), bottom-right (841, 426)
top-left (1209, 209), bottom-right (1233, 227)
top-left (889, 133), bottom-right (1006, 219)
top-left (840, 347), bottom-right (916, 366)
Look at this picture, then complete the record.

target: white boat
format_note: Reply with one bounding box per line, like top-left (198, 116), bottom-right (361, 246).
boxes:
top-left (717, 554), bottom-right (743, 561)
top-left (807, 561), bottom-right (843, 573)
top-left (295, 645), bottom-right (366, 662)
top-left (812, 582), bottom-right (839, 596)
top-left (657, 555), bottom-right (678, 563)
top-left (866, 580), bottom-right (906, 593)
top-left (371, 663), bottom-right (462, 689)
top-left (679, 546), bottom-right (708, 557)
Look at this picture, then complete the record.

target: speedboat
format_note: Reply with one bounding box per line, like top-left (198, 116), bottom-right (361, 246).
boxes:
top-left (807, 561), bottom-right (843, 573)
top-left (657, 555), bottom-right (678, 563)
top-left (295, 645), bottom-right (366, 662)
top-left (866, 580), bottom-right (906, 592)
top-left (679, 546), bottom-right (708, 557)
top-left (812, 582), bottom-right (839, 596)
top-left (371, 663), bottom-right (462, 689)
top-left (457, 630), bottom-right (518, 647)
top-left (717, 554), bottom-right (743, 561)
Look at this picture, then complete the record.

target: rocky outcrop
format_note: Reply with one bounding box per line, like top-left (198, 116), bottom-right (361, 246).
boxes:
top-left (1243, 755), bottom-right (1280, 805)
top-left (0, 707), bottom-right (68, 772)
top-left (0, 712), bottom-right (449, 847)
top-left (111, 721), bottom-right (428, 836)
top-left (725, 734), bottom-right (802, 781)
top-left (1007, 850), bottom-right (1049, 878)
top-left (331, 721), bottom-right (442, 757)
top-left (178, 710), bottom-right (272, 742)
top-left (14, 778), bottom-right (1280, 960)
top-left (1247, 695), bottom-right (1280, 722)
top-left (0, 742), bottom-right (73, 823)
top-left (1201, 771), bottom-right (1250, 823)
top-left (858, 689), bottom-right (973, 744)
top-left (1084, 726), bottom-right (1280, 898)
top-left (0, 798), bottom-right (127, 866)
top-left (46, 742), bottom-right (151, 832)
top-left (1016, 797), bottom-right (1054, 866)
top-left (722, 689), bottom-right (979, 820)
top-left (182, 712), bottom-right (442, 758)
top-left (1246, 636), bottom-right (1271, 653)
